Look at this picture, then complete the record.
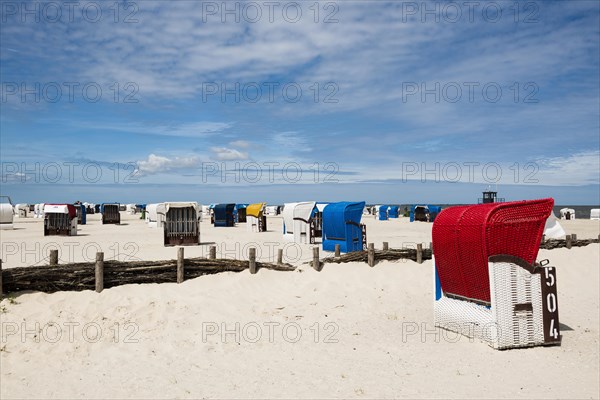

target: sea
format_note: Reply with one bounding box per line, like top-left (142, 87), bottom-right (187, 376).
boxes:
top-left (392, 205), bottom-right (600, 219)
top-left (552, 206), bottom-right (600, 220)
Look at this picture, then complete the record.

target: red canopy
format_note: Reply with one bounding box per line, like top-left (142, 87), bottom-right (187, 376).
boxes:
top-left (432, 198), bottom-right (553, 304)
top-left (45, 204), bottom-right (77, 219)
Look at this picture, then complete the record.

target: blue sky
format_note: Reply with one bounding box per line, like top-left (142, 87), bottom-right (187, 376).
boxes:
top-left (1, 0), bottom-right (599, 204)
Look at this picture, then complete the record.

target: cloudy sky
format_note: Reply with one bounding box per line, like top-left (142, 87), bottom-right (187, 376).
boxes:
top-left (1, 1), bottom-right (599, 204)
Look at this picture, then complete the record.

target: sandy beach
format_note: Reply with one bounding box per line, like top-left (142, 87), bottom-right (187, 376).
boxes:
top-left (1, 214), bottom-right (598, 399)
top-left (2, 0), bottom-right (599, 398)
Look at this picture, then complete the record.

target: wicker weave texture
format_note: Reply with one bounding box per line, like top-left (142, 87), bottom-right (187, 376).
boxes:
top-left (434, 258), bottom-right (550, 350)
top-left (489, 260), bottom-right (545, 349)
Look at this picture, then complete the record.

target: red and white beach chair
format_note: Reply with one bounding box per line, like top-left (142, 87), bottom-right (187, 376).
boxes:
top-left (432, 198), bottom-right (561, 349)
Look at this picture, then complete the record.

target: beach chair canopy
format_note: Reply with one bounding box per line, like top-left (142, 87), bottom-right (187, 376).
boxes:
top-left (291, 201), bottom-right (317, 241)
top-left (44, 204), bottom-right (77, 218)
top-left (214, 203), bottom-right (236, 226)
top-left (282, 202), bottom-right (316, 234)
top-left (378, 205), bottom-right (389, 220)
top-left (246, 203), bottom-right (265, 218)
top-left (163, 202), bottom-right (199, 212)
top-left (432, 198), bottom-right (553, 304)
top-left (214, 203), bottom-right (235, 213)
top-left (100, 203), bottom-right (120, 213)
top-left (294, 201), bottom-right (316, 222)
top-left (388, 205), bottom-right (399, 217)
top-left (147, 203), bottom-right (164, 217)
top-left (322, 201), bottom-right (365, 253)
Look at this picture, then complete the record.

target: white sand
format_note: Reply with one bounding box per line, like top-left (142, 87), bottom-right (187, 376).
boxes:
top-left (1, 214), bottom-right (599, 399)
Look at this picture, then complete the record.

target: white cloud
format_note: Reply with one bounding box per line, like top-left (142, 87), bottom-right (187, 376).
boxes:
top-left (535, 151), bottom-right (600, 186)
top-left (210, 147), bottom-right (249, 161)
top-left (136, 154), bottom-right (200, 175)
top-left (1, 172), bottom-right (30, 183)
top-left (229, 140), bottom-right (251, 148)
top-left (273, 132), bottom-right (310, 152)
top-left (85, 121), bottom-right (232, 138)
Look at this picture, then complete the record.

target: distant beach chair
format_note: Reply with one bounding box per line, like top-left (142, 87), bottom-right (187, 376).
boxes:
top-left (201, 205), bottom-right (211, 220)
top-left (213, 203), bottom-right (236, 227)
top-left (36, 203), bottom-right (46, 219)
top-left (322, 201), bottom-right (366, 253)
top-left (590, 209), bottom-right (600, 221)
top-left (293, 201), bottom-right (317, 243)
top-left (162, 202), bottom-right (201, 246)
top-left (84, 203), bottom-right (95, 215)
top-left (246, 202), bottom-right (267, 232)
top-left (411, 205), bottom-right (429, 221)
top-left (136, 204), bottom-right (147, 219)
top-left (101, 203), bottom-right (121, 224)
top-left (147, 203), bottom-right (166, 228)
top-left (236, 204), bottom-right (248, 223)
top-left (378, 205), bottom-right (390, 220)
top-left (432, 198), bottom-right (560, 349)
top-left (74, 203), bottom-right (86, 225)
top-left (44, 204), bottom-right (77, 236)
top-left (410, 205), bottom-right (442, 222)
top-left (282, 201), bottom-right (326, 244)
top-left (559, 208), bottom-right (576, 220)
top-left (282, 202), bottom-right (316, 243)
top-left (0, 196), bottom-right (14, 230)
top-left (388, 206), bottom-right (400, 218)
top-left (14, 203), bottom-right (29, 218)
